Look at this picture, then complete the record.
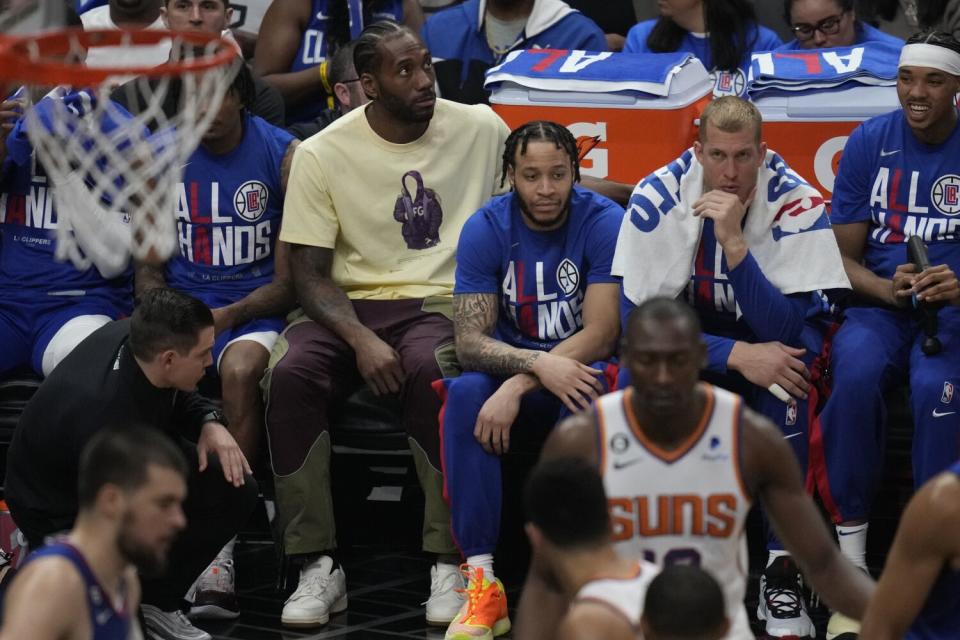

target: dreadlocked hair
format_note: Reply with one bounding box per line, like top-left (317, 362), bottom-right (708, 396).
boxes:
top-left (353, 19), bottom-right (410, 78)
top-left (500, 121), bottom-right (581, 188)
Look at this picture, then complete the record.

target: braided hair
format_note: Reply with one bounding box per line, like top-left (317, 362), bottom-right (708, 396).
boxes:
top-left (353, 19), bottom-right (411, 78)
top-left (905, 29), bottom-right (960, 56)
top-left (500, 121), bottom-right (581, 188)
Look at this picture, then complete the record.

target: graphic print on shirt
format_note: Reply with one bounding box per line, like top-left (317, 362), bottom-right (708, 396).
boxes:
top-left (393, 170), bottom-right (443, 250)
top-left (501, 255), bottom-right (585, 346)
top-left (173, 180), bottom-right (275, 269)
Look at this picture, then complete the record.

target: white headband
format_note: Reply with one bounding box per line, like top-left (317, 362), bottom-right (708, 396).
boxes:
top-left (899, 43), bottom-right (960, 76)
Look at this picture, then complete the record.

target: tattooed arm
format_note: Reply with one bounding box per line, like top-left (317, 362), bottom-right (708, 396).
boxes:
top-left (291, 244), bottom-right (404, 395)
top-left (454, 293), bottom-right (604, 412)
top-left (453, 293), bottom-right (542, 376)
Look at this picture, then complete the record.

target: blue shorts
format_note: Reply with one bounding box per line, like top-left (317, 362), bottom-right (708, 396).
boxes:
top-left (185, 290), bottom-right (285, 372)
top-left (0, 289), bottom-right (131, 377)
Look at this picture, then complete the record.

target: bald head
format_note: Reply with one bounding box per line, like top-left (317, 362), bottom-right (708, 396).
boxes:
top-left (625, 298), bottom-right (702, 348)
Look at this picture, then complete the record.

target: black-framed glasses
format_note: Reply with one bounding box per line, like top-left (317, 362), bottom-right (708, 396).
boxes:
top-left (791, 10), bottom-right (850, 40)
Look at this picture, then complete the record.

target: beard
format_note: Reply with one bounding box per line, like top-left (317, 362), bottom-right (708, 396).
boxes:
top-left (378, 90), bottom-right (435, 125)
top-left (517, 190), bottom-right (571, 231)
top-left (117, 513), bottom-right (172, 578)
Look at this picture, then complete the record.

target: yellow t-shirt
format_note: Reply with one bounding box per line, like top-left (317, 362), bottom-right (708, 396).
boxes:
top-left (280, 99), bottom-right (511, 300)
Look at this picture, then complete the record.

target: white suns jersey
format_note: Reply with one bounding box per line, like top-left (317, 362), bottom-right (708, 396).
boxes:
top-left (595, 384), bottom-right (754, 640)
top-left (574, 560), bottom-right (660, 628)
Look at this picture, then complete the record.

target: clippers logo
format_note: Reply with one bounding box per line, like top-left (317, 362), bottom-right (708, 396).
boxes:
top-left (942, 381), bottom-right (954, 404)
top-left (931, 175), bottom-right (960, 216)
top-left (785, 403), bottom-right (797, 426)
top-left (234, 181), bottom-right (268, 222)
top-left (712, 69), bottom-right (746, 97)
top-left (771, 195), bottom-right (828, 241)
top-left (556, 259), bottom-right (580, 296)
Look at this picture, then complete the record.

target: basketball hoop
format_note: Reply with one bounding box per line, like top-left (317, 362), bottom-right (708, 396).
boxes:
top-left (0, 28), bottom-right (238, 274)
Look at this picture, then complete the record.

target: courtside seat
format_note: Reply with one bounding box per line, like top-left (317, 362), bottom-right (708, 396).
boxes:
top-left (329, 388), bottom-right (408, 455)
top-left (0, 371), bottom-right (42, 487)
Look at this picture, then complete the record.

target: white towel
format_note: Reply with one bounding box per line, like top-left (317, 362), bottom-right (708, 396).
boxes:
top-left (612, 148), bottom-right (850, 307)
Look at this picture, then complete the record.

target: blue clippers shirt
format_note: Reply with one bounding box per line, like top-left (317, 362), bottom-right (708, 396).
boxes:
top-left (166, 113), bottom-right (293, 297)
top-left (623, 19), bottom-right (782, 96)
top-left (455, 185), bottom-right (622, 351)
top-left (776, 22), bottom-right (904, 51)
top-left (831, 110), bottom-right (960, 280)
top-left (288, 0), bottom-right (402, 123)
top-left (0, 132), bottom-right (133, 299)
top-left (21, 542), bottom-right (132, 640)
top-left (907, 459), bottom-right (960, 639)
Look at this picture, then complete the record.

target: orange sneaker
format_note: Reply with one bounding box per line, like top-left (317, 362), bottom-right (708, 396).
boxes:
top-left (443, 566), bottom-right (510, 640)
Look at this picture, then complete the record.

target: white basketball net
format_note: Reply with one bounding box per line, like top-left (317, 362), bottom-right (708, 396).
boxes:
top-left (10, 30), bottom-right (238, 275)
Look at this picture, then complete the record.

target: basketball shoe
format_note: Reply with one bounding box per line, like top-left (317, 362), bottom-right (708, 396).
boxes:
top-left (757, 556), bottom-right (816, 638)
top-left (142, 604), bottom-right (211, 640)
top-left (187, 554), bottom-right (239, 620)
top-left (444, 566), bottom-right (510, 640)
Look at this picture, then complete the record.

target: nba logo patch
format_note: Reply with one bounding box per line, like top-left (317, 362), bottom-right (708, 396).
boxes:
top-left (785, 403), bottom-right (797, 426)
top-left (234, 180), bottom-right (269, 222)
top-left (942, 381), bottom-right (954, 404)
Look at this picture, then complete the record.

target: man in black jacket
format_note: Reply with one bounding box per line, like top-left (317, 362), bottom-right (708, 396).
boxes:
top-left (5, 287), bottom-right (258, 640)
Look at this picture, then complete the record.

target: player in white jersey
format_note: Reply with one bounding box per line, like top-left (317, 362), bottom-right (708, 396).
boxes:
top-left (522, 456), bottom-right (660, 640)
top-left (515, 297), bottom-right (873, 640)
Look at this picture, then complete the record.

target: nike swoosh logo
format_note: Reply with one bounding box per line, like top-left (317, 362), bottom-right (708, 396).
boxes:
top-left (783, 432), bottom-right (803, 440)
top-left (880, 149), bottom-right (900, 157)
top-left (613, 458), bottom-right (642, 470)
top-left (837, 529), bottom-right (862, 536)
top-left (932, 409), bottom-right (956, 418)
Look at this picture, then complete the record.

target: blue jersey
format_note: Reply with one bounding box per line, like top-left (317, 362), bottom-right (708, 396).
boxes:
top-left (455, 185), bottom-right (622, 351)
top-left (0, 136), bottom-right (133, 300)
top-left (686, 218), bottom-right (833, 351)
top-left (623, 18), bottom-right (782, 96)
top-left (166, 113), bottom-right (293, 298)
top-left (776, 22), bottom-right (903, 51)
top-left (831, 110), bottom-right (960, 280)
top-left (288, 0), bottom-right (402, 122)
top-left (907, 460), bottom-right (960, 639)
top-left (20, 542), bottom-right (133, 640)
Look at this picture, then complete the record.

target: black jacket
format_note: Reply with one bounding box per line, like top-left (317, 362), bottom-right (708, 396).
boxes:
top-left (5, 319), bottom-right (217, 531)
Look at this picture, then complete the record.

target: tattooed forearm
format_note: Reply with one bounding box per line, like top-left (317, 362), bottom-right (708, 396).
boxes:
top-left (454, 293), bottom-right (541, 376)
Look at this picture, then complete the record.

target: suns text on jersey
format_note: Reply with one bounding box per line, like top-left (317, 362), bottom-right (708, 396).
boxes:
top-left (608, 493), bottom-right (740, 540)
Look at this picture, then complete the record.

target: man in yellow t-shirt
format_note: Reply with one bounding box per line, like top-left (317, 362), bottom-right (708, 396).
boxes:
top-left (263, 20), bottom-right (511, 630)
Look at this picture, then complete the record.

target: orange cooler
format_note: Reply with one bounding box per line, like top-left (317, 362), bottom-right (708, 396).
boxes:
top-left (489, 59), bottom-right (713, 185)
top-left (751, 85), bottom-right (899, 201)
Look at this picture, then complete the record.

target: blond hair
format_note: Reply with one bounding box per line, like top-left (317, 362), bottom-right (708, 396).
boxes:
top-left (699, 96), bottom-right (762, 145)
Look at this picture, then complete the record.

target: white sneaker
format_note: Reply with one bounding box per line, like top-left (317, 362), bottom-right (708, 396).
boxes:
top-left (141, 604), bottom-right (212, 640)
top-left (757, 557), bottom-right (816, 639)
top-left (826, 611), bottom-right (861, 639)
top-left (280, 556), bottom-right (348, 628)
top-left (187, 556), bottom-right (240, 620)
top-left (425, 562), bottom-right (465, 625)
